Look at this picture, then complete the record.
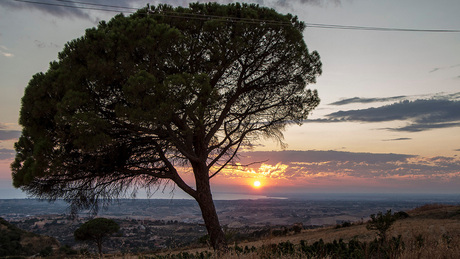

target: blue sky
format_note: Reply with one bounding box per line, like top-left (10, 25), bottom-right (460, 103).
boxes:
top-left (0, 0), bottom-right (459, 198)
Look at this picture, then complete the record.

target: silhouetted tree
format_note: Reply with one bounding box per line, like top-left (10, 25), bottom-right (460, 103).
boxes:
top-left (12, 3), bottom-right (321, 251)
top-left (74, 218), bottom-right (119, 256)
top-left (366, 210), bottom-right (396, 242)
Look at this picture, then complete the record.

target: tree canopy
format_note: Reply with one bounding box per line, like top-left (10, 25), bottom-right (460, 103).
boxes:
top-left (74, 218), bottom-right (119, 256)
top-left (12, 3), bottom-right (321, 250)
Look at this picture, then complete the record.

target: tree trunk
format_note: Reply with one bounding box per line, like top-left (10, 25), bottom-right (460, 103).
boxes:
top-left (96, 238), bottom-right (103, 257)
top-left (195, 187), bottom-right (228, 252)
top-left (192, 162), bottom-right (228, 252)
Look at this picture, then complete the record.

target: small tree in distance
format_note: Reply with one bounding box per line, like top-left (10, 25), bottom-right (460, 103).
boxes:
top-left (11, 3), bottom-right (321, 251)
top-left (74, 218), bottom-right (119, 256)
top-left (366, 210), bottom-right (396, 243)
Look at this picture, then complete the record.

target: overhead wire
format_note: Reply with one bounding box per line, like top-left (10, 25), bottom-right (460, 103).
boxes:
top-left (13, 0), bottom-right (460, 33)
top-left (52, 0), bottom-right (139, 11)
top-left (13, 0), bottom-right (138, 13)
top-left (305, 23), bottom-right (460, 33)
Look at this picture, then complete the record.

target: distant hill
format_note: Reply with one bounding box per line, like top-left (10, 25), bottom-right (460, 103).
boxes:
top-left (0, 217), bottom-right (59, 257)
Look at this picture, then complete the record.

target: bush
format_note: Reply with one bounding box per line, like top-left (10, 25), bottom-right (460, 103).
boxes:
top-left (366, 210), bottom-right (396, 242)
top-left (335, 221), bottom-right (352, 229)
top-left (276, 241), bottom-right (295, 256)
top-left (59, 244), bottom-right (78, 255)
top-left (394, 211), bottom-right (410, 219)
top-left (38, 246), bottom-right (53, 257)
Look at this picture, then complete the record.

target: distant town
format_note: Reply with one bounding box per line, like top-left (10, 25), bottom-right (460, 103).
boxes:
top-left (1, 194), bottom-right (459, 253)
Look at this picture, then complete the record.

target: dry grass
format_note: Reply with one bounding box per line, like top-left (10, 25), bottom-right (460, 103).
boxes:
top-left (396, 205), bottom-right (460, 259)
top-left (143, 205), bottom-right (460, 259)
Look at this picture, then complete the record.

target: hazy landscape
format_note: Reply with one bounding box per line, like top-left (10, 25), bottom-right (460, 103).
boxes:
top-left (1, 0), bottom-right (459, 258)
top-left (1, 194), bottom-right (459, 255)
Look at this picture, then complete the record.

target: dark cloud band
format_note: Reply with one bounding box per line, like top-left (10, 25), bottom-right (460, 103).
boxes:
top-left (382, 138), bottom-right (411, 141)
top-left (330, 96), bottom-right (407, 106)
top-left (0, 130), bottom-right (21, 141)
top-left (324, 97), bottom-right (460, 132)
top-left (0, 148), bottom-right (16, 160)
top-left (239, 150), bottom-right (414, 164)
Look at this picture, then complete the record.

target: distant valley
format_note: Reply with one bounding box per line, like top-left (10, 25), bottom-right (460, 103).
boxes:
top-left (1, 194), bottom-right (459, 254)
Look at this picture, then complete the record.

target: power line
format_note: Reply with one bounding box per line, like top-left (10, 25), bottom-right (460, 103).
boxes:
top-left (52, 0), bottom-right (138, 11)
top-left (305, 23), bottom-right (460, 33)
top-left (14, 0), bottom-right (292, 25)
top-left (14, 0), bottom-right (138, 13)
top-left (13, 0), bottom-right (460, 33)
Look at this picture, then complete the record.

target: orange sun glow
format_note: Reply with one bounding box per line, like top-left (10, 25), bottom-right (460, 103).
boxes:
top-left (253, 181), bottom-right (261, 188)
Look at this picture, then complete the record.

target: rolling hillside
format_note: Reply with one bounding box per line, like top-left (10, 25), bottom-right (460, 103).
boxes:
top-left (1, 204), bottom-right (458, 258)
top-left (147, 204), bottom-right (460, 259)
top-left (0, 217), bottom-right (59, 257)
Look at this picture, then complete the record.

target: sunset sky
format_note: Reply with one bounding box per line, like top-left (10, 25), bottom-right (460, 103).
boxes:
top-left (1, 0), bottom-right (459, 199)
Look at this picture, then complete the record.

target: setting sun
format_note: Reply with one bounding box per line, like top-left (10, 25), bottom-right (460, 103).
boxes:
top-left (253, 181), bottom-right (261, 188)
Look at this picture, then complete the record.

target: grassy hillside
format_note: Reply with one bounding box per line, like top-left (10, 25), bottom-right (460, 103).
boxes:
top-left (142, 204), bottom-right (460, 259)
top-left (2, 204), bottom-right (458, 258)
top-left (0, 217), bottom-right (59, 258)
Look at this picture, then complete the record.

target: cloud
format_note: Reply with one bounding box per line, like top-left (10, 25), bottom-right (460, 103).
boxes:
top-left (382, 138), bottom-right (411, 141)
top-left (325, 97), bottom-right (460, 132)
top-left (0, 0), bottom-right (148, 20)
top-left (218, 150), bottom-right (460, 184)
top-left (330, 92), bottom-right (460, 106)
top-left (34, 40), bottom-right (59, 49)
top-left (330, 96), bottom-right (407, 106)
top-left (0, 45), bottom-right (14, 58)
top-left (1, 0), bottom-right (341, 20)
top-left (0, 0), bottom-right (90, 19)
top-left (274, 0), bottom-right (341, 8)
top-left (0, 149), bottom-right (16, 160)
top-left (327, 99), bottom-right (460, 122)
top-left (238, 150), bottom-right (414, 164)
top-left (429, 64), bottom-right (460, 73)
top-left (0, 130), bottom-right (21, 141)
top-left (439, 92), bottom-right (460, 99)
top-left (388, 122), bottom-right (460, 132)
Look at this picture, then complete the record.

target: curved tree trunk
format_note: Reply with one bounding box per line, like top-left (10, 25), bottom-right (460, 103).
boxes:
top-left (192, 162), bottom-right (228, 252)
top-left (195, 186), bottom-right (228, 252)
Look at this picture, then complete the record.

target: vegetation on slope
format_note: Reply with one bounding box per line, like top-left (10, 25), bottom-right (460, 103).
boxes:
top-left (0, 217), bottom-right (59, 257)
top-left (142, 204), bottom-right (460, 259)
top-left (1, 204), bottom-right (459, 258)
